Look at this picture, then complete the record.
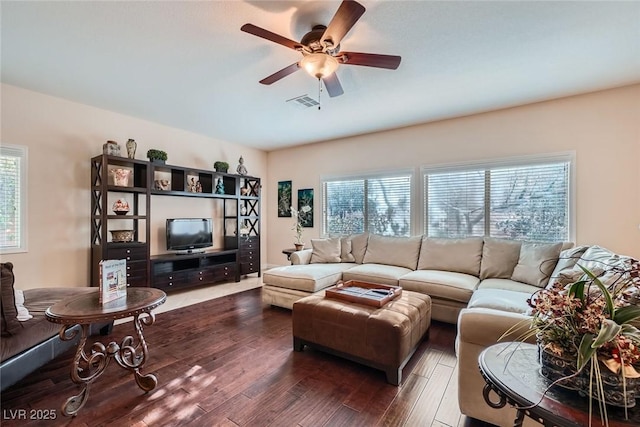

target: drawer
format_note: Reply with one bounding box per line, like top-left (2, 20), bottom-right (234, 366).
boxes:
top-left (107, 245), bottom-right (147, 262)
top-left (240, 262), bottom-right (259, 275)
top-left (239, 250), bottom-right (259, 263)
top-left (127, 275), bottom-right (148, 288)
top-left (213, 264), bottom-right (237, 280)
top-left (190, 269), bottom-right (217, 284)
top-left (126, 260), bottom-right (147, 274)
top-left (239, 237), bottom-right (259, 250)
top-left (153, 270), bottom-right (189, 288)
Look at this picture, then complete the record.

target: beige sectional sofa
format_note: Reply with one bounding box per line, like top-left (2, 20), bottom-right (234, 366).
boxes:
top-left (263, 233), bottom-right (636, 426)
top-left (263, 233), bottom-right (570, 324)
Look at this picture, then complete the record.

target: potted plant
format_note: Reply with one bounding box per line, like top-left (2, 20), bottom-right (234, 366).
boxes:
top-left (214, 161), bottom-right (229, 173)
top-left (504, 258), bottom-right (640, 423)
top-left (146, 149), bottom-right (168, 164)
top-left (290, 205), bottom-right (311, 250)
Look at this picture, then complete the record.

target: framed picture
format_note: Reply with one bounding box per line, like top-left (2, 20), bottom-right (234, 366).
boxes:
top-left (297, 188), bottom-right (314, 227)
top-left (278, 180), bottom-right (292, 217)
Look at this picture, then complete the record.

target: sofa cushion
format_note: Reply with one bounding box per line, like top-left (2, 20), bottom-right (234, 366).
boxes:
top-left (399, 270), bottom-right (480, 304)
top-left (310, 238), bottom-right (342, 264)
top-left (363, 234), bottom-right (422, 270)
top-left (263, 263), bottom-right (355, 293)
top-left (418, 237), bottom-right (483, 276)
top-left (467, 288), bottom-right (532, 314)
top-left (477, 278), bottom-right (541, 295)
top-left (511, 242), bottom-right (563, 288)
top-left (479, 238), bottom-right (522, 279)
top-left (342, 264), bottom-right (413, 286)
top-left (1, 263), bottom-right (21, 336)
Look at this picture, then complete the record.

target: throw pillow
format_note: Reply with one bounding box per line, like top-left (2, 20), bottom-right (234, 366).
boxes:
top-left (1, 262), bottom-right (22, 336)
top-left (340, 237), bottom-right (355, 263)
top-left (310, 238), bottom-right (341, 263)
top-left (511, 242), bottom-right (563, 288)
top-left (14, 289), bottom-right (33, 321)
top-left (479, 237), bottom-right (522, 280)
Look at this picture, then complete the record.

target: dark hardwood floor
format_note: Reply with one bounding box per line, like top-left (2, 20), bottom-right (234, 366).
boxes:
top-left (1, 288), bottom-right (491, 427)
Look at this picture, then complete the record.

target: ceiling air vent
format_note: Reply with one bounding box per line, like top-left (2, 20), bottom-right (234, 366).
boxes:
top-left (286, 94), bottom-right (319, 109)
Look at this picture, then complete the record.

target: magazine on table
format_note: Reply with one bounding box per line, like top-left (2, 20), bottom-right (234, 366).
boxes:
top-left (99, 259), bottom-right (127, 304)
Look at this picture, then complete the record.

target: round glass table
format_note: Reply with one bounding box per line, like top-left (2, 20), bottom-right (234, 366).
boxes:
top-left (479, 342), bottom-right (640, 427)
top-left (45, 287), bottom-right (166, 416)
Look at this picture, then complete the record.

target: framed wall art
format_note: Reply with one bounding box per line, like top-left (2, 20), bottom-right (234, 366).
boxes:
top-left (297, 188), bottom-right (314, 227)
top-left (278, 180), bottom-right (292, 217)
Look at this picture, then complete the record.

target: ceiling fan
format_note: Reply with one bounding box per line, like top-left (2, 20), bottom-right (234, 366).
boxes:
top-left (241, 0), bottom-right (401, 98)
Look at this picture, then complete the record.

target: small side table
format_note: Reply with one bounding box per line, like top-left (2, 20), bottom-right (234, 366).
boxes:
top-left (479, 342), bottom-right (639, 427)
top-left (282, 248), bottom-right (296, 261)
top-left (45, 287), bottom-right (166, 417)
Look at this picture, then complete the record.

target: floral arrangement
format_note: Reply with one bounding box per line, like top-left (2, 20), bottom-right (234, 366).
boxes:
top-left (529, 260), bottom-right (640, 376)
top-left (505, 257), bottom-right (640, 420)
top-left (290, 205), bottom-right (311, 244)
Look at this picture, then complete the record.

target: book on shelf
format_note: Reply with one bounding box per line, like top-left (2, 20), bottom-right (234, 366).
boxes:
top-left (99, 259), bottom-right (127, 304)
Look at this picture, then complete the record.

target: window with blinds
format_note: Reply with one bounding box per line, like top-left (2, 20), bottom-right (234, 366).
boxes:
top-left (425, 160), bottom-right (570, 242)
top-left (323, 173), bottom-right (412, 236)
top-left (1, 145), bottom-right (27, 253)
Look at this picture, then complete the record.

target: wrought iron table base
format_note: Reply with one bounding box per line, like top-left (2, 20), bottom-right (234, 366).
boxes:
top-left (59, 312), bottom-right (157, 417)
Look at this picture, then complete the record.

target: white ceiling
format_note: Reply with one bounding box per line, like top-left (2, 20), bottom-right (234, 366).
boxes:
top-left (2, 1), bottom-right (639, 151)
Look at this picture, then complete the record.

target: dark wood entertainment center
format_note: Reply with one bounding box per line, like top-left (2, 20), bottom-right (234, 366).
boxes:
top-left (90, 154), bottom-right (260, 292)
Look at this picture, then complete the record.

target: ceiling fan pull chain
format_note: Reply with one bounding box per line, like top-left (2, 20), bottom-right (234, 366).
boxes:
top-left (318, 78), bottom-right (322, 110)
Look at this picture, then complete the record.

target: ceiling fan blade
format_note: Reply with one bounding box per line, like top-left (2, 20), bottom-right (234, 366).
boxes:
top-left (322, 73), bottom-right (344, 98)
top-left (337, 52), bottom-right (401, 69)
top-left (321, 0), bottom-right (366, 49)
top-left (259, 63), bottom-right (300, 85)
top-left (241, 23), bottom-right (302, 51)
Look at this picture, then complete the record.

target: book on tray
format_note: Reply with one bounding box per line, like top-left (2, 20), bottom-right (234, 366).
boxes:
top-left (99, 259), bottom-right (127, 304)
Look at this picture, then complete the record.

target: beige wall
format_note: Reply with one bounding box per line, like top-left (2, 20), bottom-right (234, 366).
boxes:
top-left (2, 83), bottom-right (638, 288)
top-left (266, 84), bottom-right (640, 266)
top-left (1, 83), bottom-right (267, 289)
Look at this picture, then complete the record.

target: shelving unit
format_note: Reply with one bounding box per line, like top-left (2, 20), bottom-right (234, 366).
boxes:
top-left (90, 155), bottom-right (151, 288)
top-left (91, 155), bottom-right (261, 291)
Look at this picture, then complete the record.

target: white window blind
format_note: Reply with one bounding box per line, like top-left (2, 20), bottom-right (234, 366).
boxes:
top-left (323, 173), bottom-right (412, 236)
top-left (425, 159), bottom-right (570, 242)
top-left (0, 145), bottom-right (27, 253)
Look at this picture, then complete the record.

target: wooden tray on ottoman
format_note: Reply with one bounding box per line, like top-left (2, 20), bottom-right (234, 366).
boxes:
top-left (325, 280), bottom-right (402, 307)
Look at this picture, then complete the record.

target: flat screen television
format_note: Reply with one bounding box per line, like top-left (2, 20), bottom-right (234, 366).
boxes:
top-left (166, 218), bottom-right (213, 253)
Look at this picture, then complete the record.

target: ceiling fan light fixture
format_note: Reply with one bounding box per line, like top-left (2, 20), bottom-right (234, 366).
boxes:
top-left (300, 53), bottom-right (339, 79)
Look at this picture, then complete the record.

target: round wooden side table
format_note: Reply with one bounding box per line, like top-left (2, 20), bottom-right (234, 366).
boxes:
top-left (479, 342), bottom-right (640, 427)
top-left (45, 287), bottom-right (166, 417)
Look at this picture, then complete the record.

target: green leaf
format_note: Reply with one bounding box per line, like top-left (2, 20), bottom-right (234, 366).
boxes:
top-left (620, 324), bottom-right (640, 341)
top-left (592, 319), bottom-right (621, 348)
top-left (578, 333), bottom-right (597, 371)
top-left (577, 264), bottom-right (615, 317)
top-left (568, 280), bottom-right (588, 301)
top-left (614, 305), bottom-right (640, 325)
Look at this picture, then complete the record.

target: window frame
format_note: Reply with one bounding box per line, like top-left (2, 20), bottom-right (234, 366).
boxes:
top-left (420, 152), bottom-right (576, 242)
top-left (0, 144), bottom-right (28, 254)
top-left (320, 168), bottom-right (416, 237)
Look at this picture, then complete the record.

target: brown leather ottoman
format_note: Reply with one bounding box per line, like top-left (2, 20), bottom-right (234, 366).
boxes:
top-left (292, 290), bottom-right (432, 385)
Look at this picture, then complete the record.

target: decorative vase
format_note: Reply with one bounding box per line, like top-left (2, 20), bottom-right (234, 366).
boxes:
top-left (103, 140), bottom-right (121, 156)
top-left (538, 343), bottom-right (640, 407)
top-left (294, 243), bottom-right (304, 251)
top-left (126, 139), bottom-right (137, 159)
